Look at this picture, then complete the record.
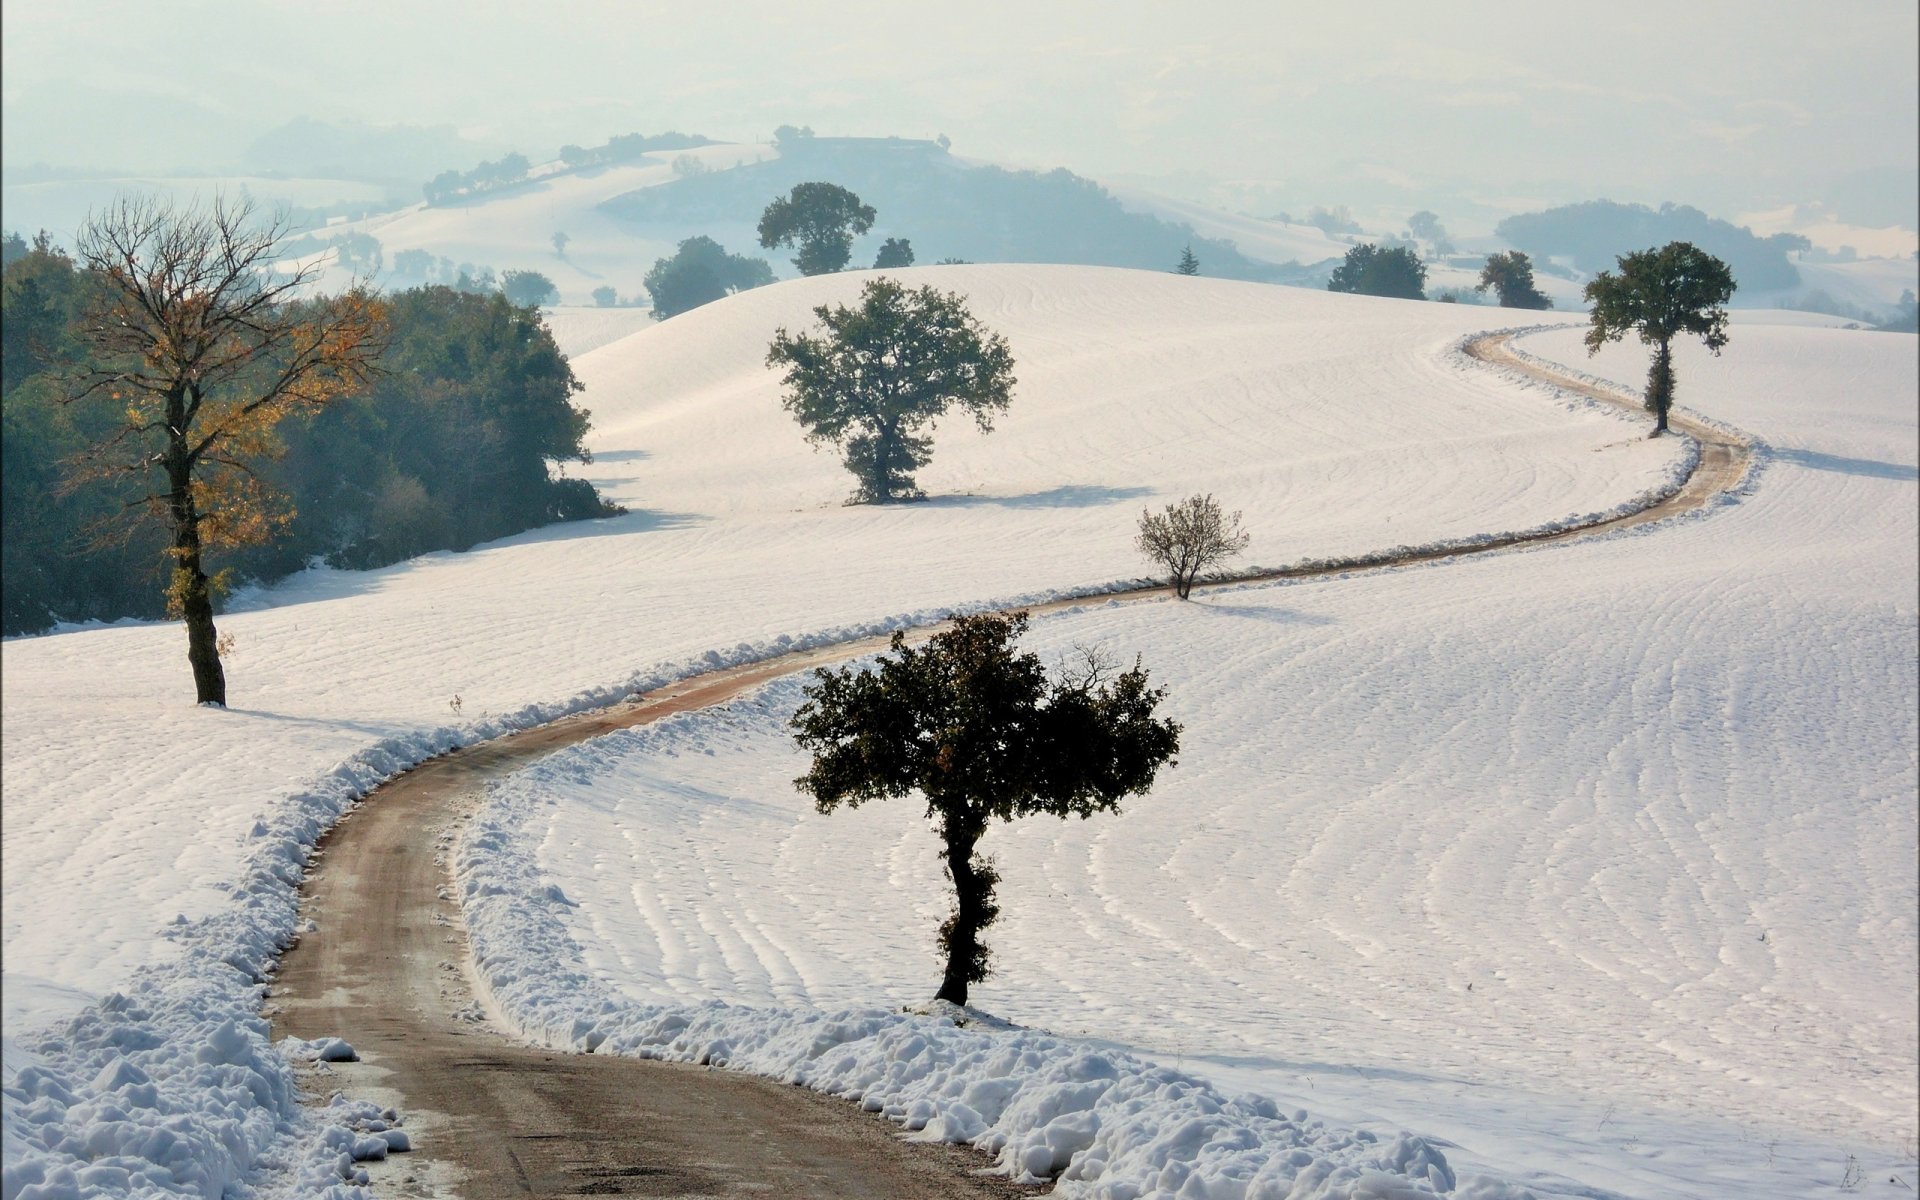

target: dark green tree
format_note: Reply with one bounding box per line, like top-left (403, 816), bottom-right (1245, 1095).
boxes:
top-left (500, 269), bottom-right (558, 307)
top-left (766, 278), bottom-right (1015, 503)
top-left (1584, 241), bottom-right (1735, 436)
top-left (642, 236), bottom-right (775, 320)
top-left (1327, 243), bottom-right (1427, 299)
top-left (757, 182), bottom-right (876, 275)
top-left (1175, 244), bottom-right (1199, 275)
top-left (1476, 251), bottom-right (1553, 310)
top-left (873, 237), bottom-right (915, 269)
top-left (791, 611), bottom-right (1182, 1006)
top-left (591, 285), bottom-right (618, 308)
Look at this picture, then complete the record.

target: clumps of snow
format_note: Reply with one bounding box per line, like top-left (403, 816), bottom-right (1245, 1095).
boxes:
top-left (455, 743), bottom-right (1538, 1199)
top-left (0, 975), bottom-right (386, 1199)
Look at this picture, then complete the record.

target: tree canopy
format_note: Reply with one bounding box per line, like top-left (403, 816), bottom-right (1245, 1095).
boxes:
top-left (643, 236), bottom-right (775, 320)
top-left (1175, 245), bottom-right (1199, 275)
top-left (1326, 243), bottom-right (1427, 300)
top-left (1584, 241), bottom-right (1735, 436)
top-left (872, 237), bottom-right (915, 269)
top-left (2, 233), bottom-right (613, 639)
top-left (756, 182), bottom-right (877, 275)
top-left (500, 269), bottom-right (558, 307)
top-left (61, 197), bottom-right (388, 703)
top-left (766, 278), bottom-right (1015, 503)
top-left (1477, 251), bottom-right (1553, 309)
top-left (791, 611), bottom-right (1182, 1004)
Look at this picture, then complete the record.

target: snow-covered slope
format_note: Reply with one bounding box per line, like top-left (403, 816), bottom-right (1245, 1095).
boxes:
top-left (5, 263), bottom-right (1899, 1196)
top-left (461, 320), bottom-right (1920, 1198)
top-left (303, 141), bottom-right (775, 303)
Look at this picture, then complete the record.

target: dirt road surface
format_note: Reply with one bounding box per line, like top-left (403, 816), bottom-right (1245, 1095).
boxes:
top-left (269, 330), bottom-right (1750, 1197)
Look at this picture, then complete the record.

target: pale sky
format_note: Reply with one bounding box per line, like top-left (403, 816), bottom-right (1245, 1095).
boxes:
top-left (3, 0), bottom-right (1915, 239)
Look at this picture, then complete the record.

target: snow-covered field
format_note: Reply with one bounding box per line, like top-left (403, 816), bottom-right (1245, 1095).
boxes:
top-left (2, 265), bottom-right (1912, 1196)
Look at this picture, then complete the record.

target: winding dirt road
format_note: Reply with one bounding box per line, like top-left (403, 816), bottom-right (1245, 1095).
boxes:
top-left (269, 331), bottom-right (1750, 1197)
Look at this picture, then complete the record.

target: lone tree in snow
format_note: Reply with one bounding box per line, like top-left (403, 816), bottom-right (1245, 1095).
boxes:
top-left (1583, 241), bottom-right (1735, 437)
top-left (767, 277), bottom-right (1015, 503)
top-left (1135, 494), bottom-right (1250, 599)
top-left (66, 195), bottom-right (386, 705)
top-left (791, 611), bottom-right (1182, 1007)
top-left (1175, 245), bottom-right (1200, 275)
top-left (872, 237), bottom-right (915, 269)
top-left (757, 182), bottom-right (876, 276)
top-left (1327, 243), bottom-right (1427, 300)
top-left (1476, 251), bottom-right (1553, 310)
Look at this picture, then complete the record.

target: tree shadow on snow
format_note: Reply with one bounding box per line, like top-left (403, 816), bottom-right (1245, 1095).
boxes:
top-left (1195, 601), bottom-right (1336, 626)
top-left (926, 484), bottom-right (1155, 510)
top-left (1771, 447), bottom-right (1918, 481)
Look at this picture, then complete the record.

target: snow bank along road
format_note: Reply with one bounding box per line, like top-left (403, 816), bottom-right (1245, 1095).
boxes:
top-left (268, 330), bottom-right (1751, 1196)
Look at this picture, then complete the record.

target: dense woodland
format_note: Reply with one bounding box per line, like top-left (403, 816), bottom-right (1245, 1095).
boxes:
top-left (1, 232), bottom-right (617, 636)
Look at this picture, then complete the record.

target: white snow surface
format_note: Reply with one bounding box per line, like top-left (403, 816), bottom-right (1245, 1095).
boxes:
top-left (461, 322), bottom-right (1917, 1196)
top-left (1, 263), bottom-right (1901, 1196)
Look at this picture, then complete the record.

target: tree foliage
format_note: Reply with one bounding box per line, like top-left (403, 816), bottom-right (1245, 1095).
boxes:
top-left (766, 278), bottom-right (1015, 503)
top-left (500, 269), bottom-right (558, 307)
top-left (757, 182), bottom-right (877, 275)
top-left (872, 237), bottom-right (915, 269)
top-left (791, 611), bottom-right (1182, 1005)
top-left (1326, 243), bottom-right (1427, 300)
top-left (642, 236), bottom-right (775, 320)
top-left (63, 196), bottom-right (388, 704)
top-left (3, 235), bottom-right (615, 639)
top-left (1476, 251), bottom-right (1553, 310)
top-left (1135, 494), bottom-right (1250, 599)
top-left (1584, 241), bottom-right (1735, 436)
top-left (1175, 245), bottom-right (1199, 275)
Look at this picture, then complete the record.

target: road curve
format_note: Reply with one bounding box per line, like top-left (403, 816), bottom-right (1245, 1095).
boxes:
top-left (269, 329), bottom-right (1751, 1197)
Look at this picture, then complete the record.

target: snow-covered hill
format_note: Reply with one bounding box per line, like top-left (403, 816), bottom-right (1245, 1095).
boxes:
top-left (2, 265), bottom-right (1910, 1197)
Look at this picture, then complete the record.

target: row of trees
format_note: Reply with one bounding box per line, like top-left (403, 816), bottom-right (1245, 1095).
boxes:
top-left (2, 203), bottom-right (616, 698)
top-left (1326, 243), bottom-right (1553, 308)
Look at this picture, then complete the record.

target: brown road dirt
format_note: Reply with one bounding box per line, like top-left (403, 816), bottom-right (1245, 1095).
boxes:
top-left (268, 330), bottom-right (1751, 1197)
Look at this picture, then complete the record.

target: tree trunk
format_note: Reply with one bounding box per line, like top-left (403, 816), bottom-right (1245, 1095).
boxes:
top-left (1646, 339), bottom-right (1674, 436)
top-left (934, 819), bottom-right (994, 1006)
top-left (167, 462), bottom-right (227, 707)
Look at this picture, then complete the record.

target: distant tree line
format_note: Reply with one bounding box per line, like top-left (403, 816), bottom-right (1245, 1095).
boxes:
top-left (423, 152), bottom-right (533, 206)
top-left (558, 131), bottom-right (713, 170)
top-left (1497, 200), bottom-right (1807, 293)
top-left (2, 232), bottom-right (616, 637)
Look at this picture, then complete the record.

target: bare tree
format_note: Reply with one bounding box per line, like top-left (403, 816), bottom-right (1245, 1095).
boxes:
top-left (66, 195), bottom-right (387, 705)
top-left (1135, 494), bottom-right (1250, 599)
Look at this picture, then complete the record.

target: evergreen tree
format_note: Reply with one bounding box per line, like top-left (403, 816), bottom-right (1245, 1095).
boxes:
top-left (1175, 244), bottom-right (1200, 275)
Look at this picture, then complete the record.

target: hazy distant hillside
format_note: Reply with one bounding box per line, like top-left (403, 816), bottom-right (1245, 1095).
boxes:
top-left (600, 137), bottom-right (1289, 282)
top-left (1497, 199), bottom-right (1808, 292)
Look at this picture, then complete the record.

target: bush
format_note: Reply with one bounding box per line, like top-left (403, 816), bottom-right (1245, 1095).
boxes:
top-left (1136, 494), bottom-right (1250, 599)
